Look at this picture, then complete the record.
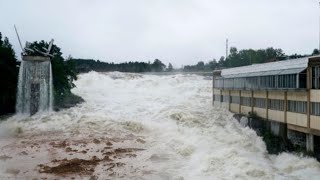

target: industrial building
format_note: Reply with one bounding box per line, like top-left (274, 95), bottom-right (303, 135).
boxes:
top-left (213, 56), bottom-right (320, 152)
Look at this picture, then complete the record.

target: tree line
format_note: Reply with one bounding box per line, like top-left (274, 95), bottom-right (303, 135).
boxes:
top-left (183, 47), bottom-right (320, 72)
top-left (0, 33), bottom-right (18, 115)
top-left (71, 58), bottom-right (168, 73)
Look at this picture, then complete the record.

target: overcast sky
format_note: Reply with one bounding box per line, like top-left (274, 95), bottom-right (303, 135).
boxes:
top-left (0, 0), bottom-right (319, 66)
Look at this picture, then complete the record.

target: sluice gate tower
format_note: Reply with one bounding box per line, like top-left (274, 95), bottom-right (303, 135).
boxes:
top-left (213, 56), bottom-right (320, 152)
top-left (16, 56), bottom-right (53, 115)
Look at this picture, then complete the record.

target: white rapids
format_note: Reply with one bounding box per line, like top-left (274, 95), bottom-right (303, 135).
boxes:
top-left (1, 71), bottom-right (320, 179)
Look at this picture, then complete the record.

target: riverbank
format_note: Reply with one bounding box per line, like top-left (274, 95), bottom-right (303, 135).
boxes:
top-left (53, 92), bottom-right (84, 111)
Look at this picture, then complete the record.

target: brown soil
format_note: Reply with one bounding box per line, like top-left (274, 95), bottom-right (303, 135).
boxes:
top-left (38, 147), bottom-right (144, 176)
top-left (136, 138), bottom-right (146, 144)
top-left (38, 157), bottom-right (101, 175)
top-left (50, 140), bottom-right (68, 148)
top-left (93, 139), bottom-right (100, 144)
top-left (114, 148), bottom-right (144, 154)
top-left (106, 141), bottom-right (113, 146)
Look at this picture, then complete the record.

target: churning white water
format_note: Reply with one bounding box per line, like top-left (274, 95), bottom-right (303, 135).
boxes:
top-left (1, 72), bottom-right (320, 179)
top-left (15, 60), bottom-right (53, 115)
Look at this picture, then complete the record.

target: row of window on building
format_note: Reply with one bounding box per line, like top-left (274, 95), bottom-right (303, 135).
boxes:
top-left (214, 73), bottom-right (307, 90)
top-left (312, 66), bottom-right (320, 89)
top-left (214, 95), bottom-right (320, 116)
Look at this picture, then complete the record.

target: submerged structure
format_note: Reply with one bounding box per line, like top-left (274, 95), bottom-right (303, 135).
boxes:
top-left (16, 56), bottom-right (53, 115)
top-left (213, 56), bottom-right (320, 152)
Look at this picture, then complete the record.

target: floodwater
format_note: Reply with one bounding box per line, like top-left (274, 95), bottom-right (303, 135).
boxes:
top-left (1, 72), bottom-right (320, 180)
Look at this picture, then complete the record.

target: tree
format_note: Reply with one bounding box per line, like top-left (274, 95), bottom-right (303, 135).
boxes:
top-left (222, 47), bottom-right (285, 68)
top-left (167, 63), bottom-right (173, 71)
top-left (0, 33), bottom-right (18, 115)
top-left (151, 59), bottom-right (166, 72)
top-left (218, 56), bottom-right (225, 68)
top-left (207, 59), bottom-right (217, 70)
top-left (196, 61), bottom-right (205, 70)
top-left (312, 49), bottom-right (320, 56)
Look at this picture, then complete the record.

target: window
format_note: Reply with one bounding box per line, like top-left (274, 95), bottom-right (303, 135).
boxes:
top-left (312, 66), bottom-right (320, 89)
top-left (215, 73), bottom-right (300, 90)
top-left (259, 76), bottom-right (265, 89)
top-left (234, 78), bottom-right (245, 89)
top-left (231, 96), bottom-right (240, 104)
top-left (268, 99), bottom-right (284, 111)
top-left (287, 100), bottom-right (307, 114)
top-left (224, 78), bottom-right (233, 89)
top-left (269, 76), bottom-right (276, 88)
top-left (223, 95), bottom-right (229, 102)
top-left (245, 77), bottom-right (259, 89)
top-left (254, 98), bottom-right (266, 108)
top-left (311, 102), bottom-right (320, 116)
top-left (299, 70), bottom-right (307, 88)
top-left (241, 97), bottom-right (252, 106)
top-left (214, 78), bottom-right (223, 88)
top-left (214, 95), bottom-right (221, 102)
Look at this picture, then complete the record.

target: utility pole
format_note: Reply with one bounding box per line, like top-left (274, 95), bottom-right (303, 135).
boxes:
top-left (226, 38), bottom-right (229, 58)
top-left (319, 2), bottom-right (320, 51)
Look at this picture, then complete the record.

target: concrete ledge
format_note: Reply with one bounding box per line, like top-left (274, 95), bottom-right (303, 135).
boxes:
top-left (22, 56), bottom-right (50, 61)
top-left (241, 105), bottom-right (251, 115)
top-left (287, 112), bottom-right (307, 127)
top-left (253, 107), bottom-right (267, 119)
top-left (267, 109), bottom-right (285, 123)
top-left (230, 103), bottom-right (239, 113)
top-left (287, 124), bottom-right (309, 134)
top-left (310, 115), bottom-right (320, 130)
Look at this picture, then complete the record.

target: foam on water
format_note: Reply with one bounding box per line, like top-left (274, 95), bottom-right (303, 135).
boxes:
top-left (1, 71), bottom-right (320, 179)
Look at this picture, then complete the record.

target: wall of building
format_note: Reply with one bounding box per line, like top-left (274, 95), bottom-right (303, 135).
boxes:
top-left (268, 109), bottom-right (285, 123)
top-left (212, 88), bottom-right (320, 136)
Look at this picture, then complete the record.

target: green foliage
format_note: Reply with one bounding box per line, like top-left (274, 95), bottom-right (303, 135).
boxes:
top-left (167, 63), bottom-right (173, 71)
top-left (312, 49), bottom-right (320, 56)
top-left (0, 33), bottom-right (18, 115)
top-left (183, 59), bottom-right (218, 72)
top-left (183, 47), bottom-right (287, 72)
top-left (222, 47), bottom-right (285, 68)
top-left (71, 58), bottom-right (167, 73)
top-left (151, 59), bottom-right (166, 72)
top-left (26, 41), bottom-right (78, 108)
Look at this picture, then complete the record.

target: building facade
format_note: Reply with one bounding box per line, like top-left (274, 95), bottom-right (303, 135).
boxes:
top-left (213, 56), bottom-right (320, 151)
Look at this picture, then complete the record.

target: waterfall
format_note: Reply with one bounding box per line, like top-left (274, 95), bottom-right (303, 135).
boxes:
top-left (16, 60), bottom-right (53, 115)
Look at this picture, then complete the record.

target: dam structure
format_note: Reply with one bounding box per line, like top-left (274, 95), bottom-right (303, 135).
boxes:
top-left (213, 55), bottom-right (320, 152)
top-left (16, 56), bottom-right (53, 115)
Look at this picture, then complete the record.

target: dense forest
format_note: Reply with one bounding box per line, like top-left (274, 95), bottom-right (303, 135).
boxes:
top-left (0, 33), bottom-right (18, 115)
top-left (71, 58), bottom-right (167, 73)
top-left (73, 47), bottom-right (320, 74)
top-left (183, 47), bottom-right (320, 72)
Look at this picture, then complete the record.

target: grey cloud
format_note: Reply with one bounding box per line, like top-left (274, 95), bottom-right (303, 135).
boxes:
top-left (0, 0), bottom-right (319, 67)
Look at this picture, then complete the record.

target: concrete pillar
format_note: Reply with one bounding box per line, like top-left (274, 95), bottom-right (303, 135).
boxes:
top-left (306, 134), bottom-right (314, 152)
top-left (270, 121), bottom-right (280, 136)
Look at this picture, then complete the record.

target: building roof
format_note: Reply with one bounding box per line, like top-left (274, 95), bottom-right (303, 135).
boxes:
top-left (220, 57), bottom-right (309, 78)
